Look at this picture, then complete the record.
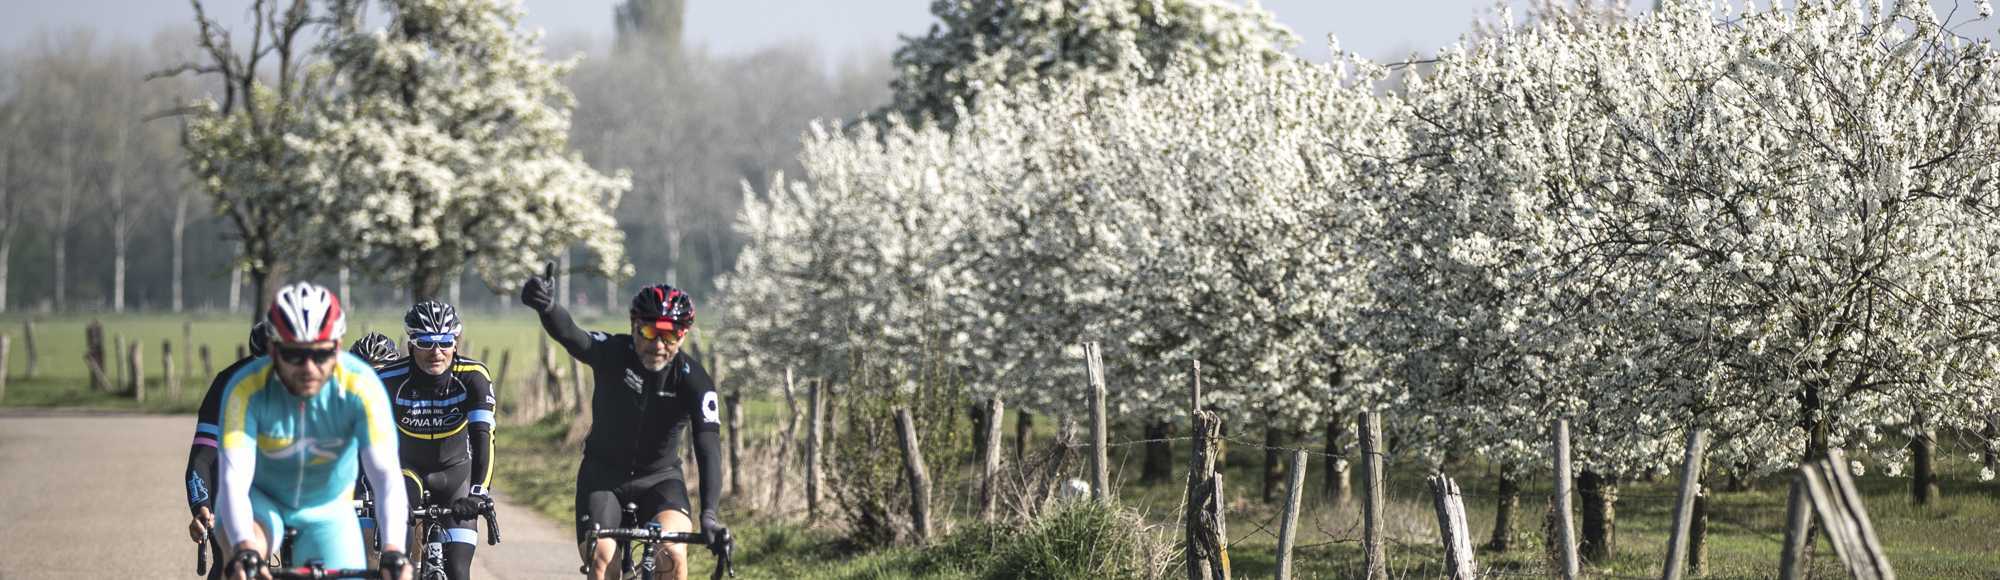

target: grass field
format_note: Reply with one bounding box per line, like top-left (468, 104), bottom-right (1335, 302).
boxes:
top-left (10, 313), bottom-right (2000, 578)
top-left (495, 410), bottom-right (2000, 580)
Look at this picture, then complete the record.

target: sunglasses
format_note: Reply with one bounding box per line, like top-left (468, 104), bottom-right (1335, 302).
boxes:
top-left (276, 346), bottom-right (340, 365)
top-left (634, 322), bottom-right (686, 343)
top-left (412, 339), bottom-right (456, 351)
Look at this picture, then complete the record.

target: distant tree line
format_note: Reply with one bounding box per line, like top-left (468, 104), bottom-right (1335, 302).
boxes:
top-left (0, 0), bottom-right (888, 314)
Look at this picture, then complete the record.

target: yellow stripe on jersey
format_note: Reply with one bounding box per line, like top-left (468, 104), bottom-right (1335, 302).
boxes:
top-left (220, 363), bottom-right (275, 450)
top-left (399, 421), bottom-right (468, 440)
top-left (451, 363), bottom-right (491, 381)
top-left (336, 357), bottom-right (396, 447)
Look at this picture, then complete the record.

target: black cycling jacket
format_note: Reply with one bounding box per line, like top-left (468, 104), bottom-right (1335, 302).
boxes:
top-left (538, 305), bottom-right (723, 517)
top-left (379, 355), bottom-right (496, 490)
top-left (184, 356), bottom-right (260, 517)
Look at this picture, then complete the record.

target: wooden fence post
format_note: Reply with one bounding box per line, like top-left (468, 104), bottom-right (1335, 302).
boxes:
top-left (1553, 419), bottom-right (1580, 580)
top-left (1275, 449), bottom-right (1308, 580)
top-left (115, 333), bottom-right (127, 394)
top-left (770, 368), bottom-right (800, 514)
top-left (1662, 429), bottom-right (1707, 580)
top-left (493, 349), bottom-right (511, 419)
top-left (892, 405), bottom-right (932, 544)
top-left (1085, 342), bottom-right (1109, 502)
top-left (199, 344), bottom-right (213, 387)
top-left (1429, 474), bottom-right (1476, 580)
top-left (23, 318), bottom-right (38, 379)
top-left (128, 341), bottom-right (144, 401)
top-left (727, 383), bottom-right (744, 496)
top-left (980, 398), bottom-right (1005, 520)
top-left (183, 320), bottom-right (195, 379)
top-left (1185, 361), bottom-right (1230, 580)
top-left (1801, 449), bottom-right (1895, 580)
top-left (1777, 476), bottom-right (1814, 580)
top-left (164, 341), bottom-right (179, 397)
top-left (1361, 411), bottom-right (1386, 580)
top-left (85, 321), bottom-right (106, 392)
top-left (807, 376), bottom-right (825, 520)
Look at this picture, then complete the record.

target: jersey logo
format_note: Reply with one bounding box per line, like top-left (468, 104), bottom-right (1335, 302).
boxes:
top-left (701, 391), bottom-right (720, 424)
top-left (188, 476), bottom-right (210, 504)
top-left (400, 413), bottom-right (464, 429)
top-left (258, 436), bottom-right (347, 466)
top-left (624, 369), bottom-right (643, 393)
top-left (589, 331), bottom-right (609, 343)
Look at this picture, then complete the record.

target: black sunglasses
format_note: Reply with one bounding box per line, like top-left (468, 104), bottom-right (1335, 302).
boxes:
top-left (276, 346), bottom-right (340, 365)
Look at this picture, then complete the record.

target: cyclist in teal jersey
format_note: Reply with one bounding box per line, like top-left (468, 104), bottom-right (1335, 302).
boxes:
top-left (216, 282), bottom-right (413, 580)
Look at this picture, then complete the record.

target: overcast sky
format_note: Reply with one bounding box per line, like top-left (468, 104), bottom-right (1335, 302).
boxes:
top-left (0, 0), bottom-right (1521, 66)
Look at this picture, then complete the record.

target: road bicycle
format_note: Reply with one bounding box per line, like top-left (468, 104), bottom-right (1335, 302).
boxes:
top-left (405, 493), bottom-right (502, 580)
top-left (224, 552), bottom-right (381, 580)
top-left (581, 502), bottom-right (734, 580)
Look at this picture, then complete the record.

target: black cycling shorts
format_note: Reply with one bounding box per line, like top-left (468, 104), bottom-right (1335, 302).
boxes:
top-left (574, 458), bottom-right (690, 544)
top-left (404, 461), bottom-right (477, 536)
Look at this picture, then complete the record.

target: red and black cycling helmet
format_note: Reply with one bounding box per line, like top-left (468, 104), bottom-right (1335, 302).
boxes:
top-left (630, 284), bottom-right (694, 333)
top-left (265, 282), bottom-right (346, 343)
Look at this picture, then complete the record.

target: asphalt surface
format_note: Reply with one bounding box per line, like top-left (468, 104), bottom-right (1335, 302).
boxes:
top-left (0, 412), bottom-right (580, 579)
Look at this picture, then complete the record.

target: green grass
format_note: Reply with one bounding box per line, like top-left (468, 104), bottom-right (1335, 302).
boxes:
top-left (489, 406), bottom-right (2000, 580)
top-left (17, 312), bottom-right (2000, 577)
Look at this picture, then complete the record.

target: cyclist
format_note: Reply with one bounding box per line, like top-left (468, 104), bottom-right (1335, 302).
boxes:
top-left (519, 264), bottom-right (728, 580)
top-left (187, 321), bottom-right (273, 579)
top-left (215, 282), bottom-right (412, 580)
top-left (377, 301), bottom-right (495, 580)
top-left (350, 332), bottom-right (402, 370)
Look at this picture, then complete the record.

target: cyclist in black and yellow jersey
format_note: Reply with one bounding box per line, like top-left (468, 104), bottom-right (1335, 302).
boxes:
top-left (376, 302), bottom-right (494, 580)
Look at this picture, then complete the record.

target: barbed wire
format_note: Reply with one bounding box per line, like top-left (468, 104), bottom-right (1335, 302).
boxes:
top-left (1061, 435), bottom-right (1718, 501)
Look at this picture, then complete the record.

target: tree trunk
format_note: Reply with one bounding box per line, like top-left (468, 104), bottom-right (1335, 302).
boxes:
top-left (53, 233), bottom-right (64, 312)
top-left (1799, 381), bottom-right (1831, 462)
top-left (558, 249), bottom-right (572, 307)
top-left (112, 195), bottom-right (127, 313)
top-left (1263, 427), bottom-right (1288, 504)
top-left (1487, 475), bottom-right (1519, 552)
top-left (1143, 420), bottom-right (1175, 483)
top-left (249, 260), bottom-right (290, 324)
top-left (1913, 428), bottom-right (1938, 505)
top-left (0, 229), bottom-right (11, 314)
top-left (0, 153), bottom-right (9, 313)
top-left (1689, 472), bottom-right (1709, 577)
top-left (1578, 470), bottom-right (1618, 563)
top-left (1324, 416), bottom-right (1350, 503)
top-left (172, 195), bottom-right (187, 312)
top-left (410, 253), bottom-right (447, 304)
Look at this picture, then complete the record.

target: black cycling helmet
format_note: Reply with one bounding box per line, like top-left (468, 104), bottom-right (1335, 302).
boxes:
top-left (630, 284), bottom-right (694, 332)
top-left (349, 332), bottom-right (401, 366)
top-left (403, 301), bottom-right (463, 339)
top-left (248, 321), bottom-right (273, 357)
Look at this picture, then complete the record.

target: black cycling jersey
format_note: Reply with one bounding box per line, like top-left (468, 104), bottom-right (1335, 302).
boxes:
top-left (185, 356), bottom-right (261, 517)
top-left (538, 305), bottom-right (723, 518)
top-left (378, 356), bottom-right (496, 490)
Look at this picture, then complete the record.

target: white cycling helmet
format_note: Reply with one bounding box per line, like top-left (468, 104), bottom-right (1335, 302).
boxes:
top-left (266, 282), bottom-right (347, 343)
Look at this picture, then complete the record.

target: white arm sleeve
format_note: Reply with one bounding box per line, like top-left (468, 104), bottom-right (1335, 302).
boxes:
top-left (362, 442), bottom-right (408, 550)
top-left (217, 445), bottom-right (259, 547)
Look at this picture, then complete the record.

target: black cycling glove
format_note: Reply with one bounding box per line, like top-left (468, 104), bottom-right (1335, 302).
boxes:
top-left (451, 493), bottom-right (489, 517)
top-left (520, 262), bottom-right (557, 313)
top-left (701, 511), bottom-right (730, 546)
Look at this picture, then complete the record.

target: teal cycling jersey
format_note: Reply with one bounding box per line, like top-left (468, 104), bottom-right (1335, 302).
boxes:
top-left (216, 351), bottom-right (408, 550)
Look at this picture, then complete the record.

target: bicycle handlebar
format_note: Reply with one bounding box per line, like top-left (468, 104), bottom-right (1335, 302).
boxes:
top-left (585, 526), bottom-right (735, 580)
top-left (406, 498), bottom-right (501, 546)
top-left (585, 528), bottom-right (709, 543)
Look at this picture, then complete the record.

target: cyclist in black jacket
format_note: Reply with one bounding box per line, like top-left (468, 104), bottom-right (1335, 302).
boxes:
top-left (184, 321), bottom-right (271, 580)
top-left (380, 302), bottom-right (494, 580)
top-left (520, 264), bottom-right (728, 580)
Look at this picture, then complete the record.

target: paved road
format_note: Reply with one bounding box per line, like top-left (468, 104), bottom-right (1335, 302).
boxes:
top-left (0, 412), bottom-right (580, 579)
